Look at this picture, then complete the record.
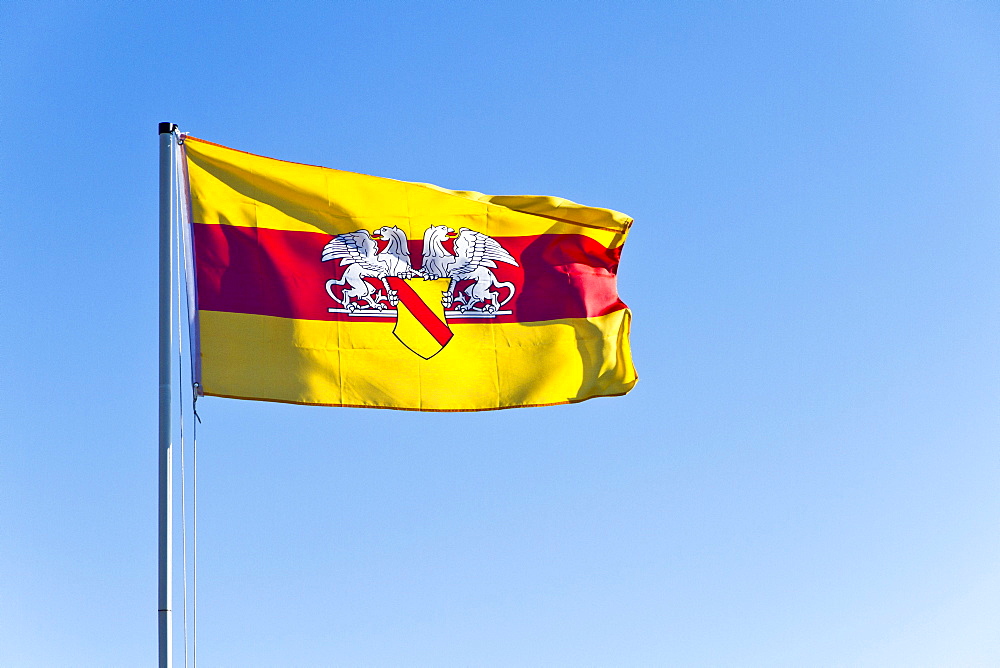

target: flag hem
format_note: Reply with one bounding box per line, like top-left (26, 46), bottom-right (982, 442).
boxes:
top-left (200, 382), bottom-right (638, 413)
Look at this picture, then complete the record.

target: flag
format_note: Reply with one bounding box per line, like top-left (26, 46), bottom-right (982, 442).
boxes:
top-left (182, 136), bottom-right (637, 411)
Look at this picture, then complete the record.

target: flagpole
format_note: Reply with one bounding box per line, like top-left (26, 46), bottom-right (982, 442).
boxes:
top-left (158, 121), bottom-right (176, 668)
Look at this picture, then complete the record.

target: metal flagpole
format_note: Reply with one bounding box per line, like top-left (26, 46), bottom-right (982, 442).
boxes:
top-left (158, 121), bottom-right (176, 668)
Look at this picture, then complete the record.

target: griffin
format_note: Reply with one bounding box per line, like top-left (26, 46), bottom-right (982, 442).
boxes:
top-left (421, 226), bottom-right (519, 312)
top-left (321, 226), bottom-right (418, 310)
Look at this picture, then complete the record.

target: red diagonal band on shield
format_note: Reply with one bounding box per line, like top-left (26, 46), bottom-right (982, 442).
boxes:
top-left (386, 277), bottom-right (453, 347)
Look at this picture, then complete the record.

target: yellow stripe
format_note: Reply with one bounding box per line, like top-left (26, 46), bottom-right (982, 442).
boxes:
top-left (184, 136), bottom-right (631, 248)
top-left (198, 309), bottom-right (637, 411)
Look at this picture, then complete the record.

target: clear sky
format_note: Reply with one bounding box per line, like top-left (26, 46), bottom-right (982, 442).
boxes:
top-left (2, 2), bottom-right (999, 666)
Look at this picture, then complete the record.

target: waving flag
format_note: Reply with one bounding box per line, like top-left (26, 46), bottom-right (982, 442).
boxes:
top-left (183, 136), bottom-right (637, 411)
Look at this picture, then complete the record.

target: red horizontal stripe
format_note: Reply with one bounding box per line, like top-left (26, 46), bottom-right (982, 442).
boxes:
top-left (193, 225), bottom-right (627, 323)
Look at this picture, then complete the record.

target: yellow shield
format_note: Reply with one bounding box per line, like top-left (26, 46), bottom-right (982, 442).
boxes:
top-left (387, 277), bottom-right (453, 359)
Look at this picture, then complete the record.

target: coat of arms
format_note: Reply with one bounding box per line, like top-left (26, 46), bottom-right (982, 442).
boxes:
top-left (321, 225), bottom-right (519, 358)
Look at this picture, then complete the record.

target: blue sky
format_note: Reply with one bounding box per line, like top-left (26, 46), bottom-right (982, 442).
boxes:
top-left (2, 2), bottom-right (999, 665)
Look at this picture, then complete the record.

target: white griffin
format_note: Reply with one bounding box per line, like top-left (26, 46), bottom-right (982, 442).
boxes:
top-left (421, 226), bottom-right (519, 312)
top-left (321, 226), bottom-right (418, 310)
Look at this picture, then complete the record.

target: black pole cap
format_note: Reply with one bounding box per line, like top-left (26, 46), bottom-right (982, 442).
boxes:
top-left (158, 122), bottom-right (177, 134)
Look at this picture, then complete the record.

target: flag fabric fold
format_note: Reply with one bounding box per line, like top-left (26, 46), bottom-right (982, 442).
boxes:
top-left (183, 136), bottom-right (637, 411)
